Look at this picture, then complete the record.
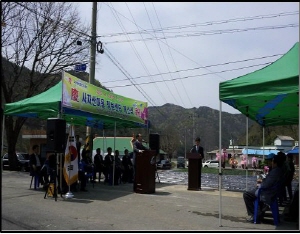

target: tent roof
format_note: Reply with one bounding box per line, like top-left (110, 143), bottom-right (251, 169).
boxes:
top-left (219, 42), bottom-right (299, 126)
top-left (286, 147), bottom-right (299, 154)
top-left (4, 81), bottom-right (147, 129)
top-left (242, 148), bottom-right (279, 156)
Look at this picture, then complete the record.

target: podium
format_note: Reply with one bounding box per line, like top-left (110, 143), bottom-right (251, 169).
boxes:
top-left (134, 150), bottom-right (156, 194)
top-left (186, 153), bottom-right (202, 190)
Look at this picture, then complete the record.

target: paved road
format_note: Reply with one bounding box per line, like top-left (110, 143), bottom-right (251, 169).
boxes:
top-left (1, 170), bottom-right (299, 231)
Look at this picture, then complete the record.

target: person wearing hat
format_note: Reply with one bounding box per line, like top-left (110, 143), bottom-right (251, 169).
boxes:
top-left (190, 137), bottom-right (204, 190)
top-left (242, 153), bottom-right (284, 223)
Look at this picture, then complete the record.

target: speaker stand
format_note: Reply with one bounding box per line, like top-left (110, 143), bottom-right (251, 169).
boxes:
top-left (155, 168), bottom-right (160, 183)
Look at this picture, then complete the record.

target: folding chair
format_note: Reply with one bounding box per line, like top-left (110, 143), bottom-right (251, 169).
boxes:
top-left (254, 184), bottom-right (281, 226)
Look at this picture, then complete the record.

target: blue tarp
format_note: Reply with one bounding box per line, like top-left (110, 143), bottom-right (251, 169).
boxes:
top-left (242, 148), bottom-right (279, 155)
top-left (286, 147), bottom-right (299, 154)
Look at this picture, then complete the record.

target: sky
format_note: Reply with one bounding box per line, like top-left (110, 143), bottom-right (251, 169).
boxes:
top-left (74, 2), bottom-right (299, 114)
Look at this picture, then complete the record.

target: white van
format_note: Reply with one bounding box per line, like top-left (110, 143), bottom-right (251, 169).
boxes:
top-left (202, 160), bottom-right (219, 168)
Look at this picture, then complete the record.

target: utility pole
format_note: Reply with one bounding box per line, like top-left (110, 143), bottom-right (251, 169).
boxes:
top-left (189, 110), bottom-right (198, 144)
top-left (184, 128), bottom-right (187, 162)
top-left (192, 113), bottom-right (195, 143)
top-left (86, 2), bottom-right (97, 156)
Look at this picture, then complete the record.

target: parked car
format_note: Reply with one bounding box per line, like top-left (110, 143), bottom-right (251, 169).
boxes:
top-left (157, 159), bottom-right (171, 170)
top-left (2, 152), bottom-right (30, 172)
top-left (202, 160), bottom-right (219, 168)
top-left (177, 156), bottom-right (185, 168)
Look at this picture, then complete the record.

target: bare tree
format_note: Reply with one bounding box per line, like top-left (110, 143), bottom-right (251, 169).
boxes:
top-left (160, 125), bottom-right (181, 161)
top-left (1, 2), bottom-right (90, 170)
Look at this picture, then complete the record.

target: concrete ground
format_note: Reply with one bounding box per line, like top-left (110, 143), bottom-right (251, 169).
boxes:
top-left (1, 170), bottom-right (299, 231)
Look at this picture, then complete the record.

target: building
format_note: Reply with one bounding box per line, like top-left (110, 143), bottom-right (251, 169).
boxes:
top-left (206, 135), bottom-right (298, 167)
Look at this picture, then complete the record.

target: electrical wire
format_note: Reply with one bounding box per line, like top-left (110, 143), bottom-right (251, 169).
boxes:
top-left (101, 53), bottom-right (283, 84)
top-left (105, 62), bottom-right (273, 88)
top-left (141, 2), bottom-right (183, 106)
top-left (107, 3), bottom-right (161, 106)
top-left (152, 2), bottom-right (193, 108)
top-left (100, 9), bottom-right (298, 37)
top-left (104, 23), bottom-right (299, 44)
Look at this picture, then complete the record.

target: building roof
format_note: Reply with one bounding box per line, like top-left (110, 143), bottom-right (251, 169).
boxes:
top-left (275, 135), bottom-right (294, 141)
top-left (207, 149), bottom-right (243, 155)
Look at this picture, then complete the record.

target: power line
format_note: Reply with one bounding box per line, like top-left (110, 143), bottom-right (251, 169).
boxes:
top-left (105, 62), bottom-right (272, 88)
top-left (104, 24), bottom-right (299, 44)
top-left (100, 10), bottom-right (298, 37)
top-left (152, 2), bottom-right (194, 108)
top-left (105, 3), bottom-right (159, 106)
top-left (101, 54), bottom-right (282, 84)
top-left (104, 47), bottom-right (168, 118)
top-left (121, 2), bottom-right (169, 104)
top-left (142, 2), bottom-right (183, 106)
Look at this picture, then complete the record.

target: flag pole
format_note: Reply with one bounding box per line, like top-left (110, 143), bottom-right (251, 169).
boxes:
top-left (64, 124), bottom-right (74, 199)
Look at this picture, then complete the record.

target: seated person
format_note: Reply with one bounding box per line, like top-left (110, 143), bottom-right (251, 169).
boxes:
top-left (242, 153), bottom-right (284, 223)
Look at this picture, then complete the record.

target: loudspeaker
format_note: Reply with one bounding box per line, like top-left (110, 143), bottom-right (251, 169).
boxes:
top-left (47, 118), bottom-right (66, 152)
top-left (149, 133), bottom-right (160, 155)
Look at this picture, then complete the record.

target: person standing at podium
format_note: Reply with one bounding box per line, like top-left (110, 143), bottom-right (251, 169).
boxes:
top-left (133, 133), bottom-right (148, 191)
top-left (190, 137), bottom-right (204, 189)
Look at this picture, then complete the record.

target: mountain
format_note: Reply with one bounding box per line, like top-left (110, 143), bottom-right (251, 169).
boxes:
top-left (147, 103), bottom-right (298, 155)
top-left (147, 103), bottom-right (251, 153)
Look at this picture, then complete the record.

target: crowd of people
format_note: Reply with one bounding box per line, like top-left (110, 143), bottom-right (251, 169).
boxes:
top-left (28, 134), bottom-right (137, 193)
top-left (29, 134), bottom-right (297, 222)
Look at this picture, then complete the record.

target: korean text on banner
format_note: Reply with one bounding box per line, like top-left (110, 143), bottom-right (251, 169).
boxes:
top-left (62, 72), bottom-right (148, 125)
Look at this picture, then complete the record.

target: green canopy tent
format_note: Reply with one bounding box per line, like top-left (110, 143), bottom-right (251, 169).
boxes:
top-left (4, 75), bottom-right (149, 129)
top-left (219, 42), bottom-right (299, 127)
top-left (3, 72), bottom-right (150, 188)
top-left (217, 42), bottom-right (299, 226)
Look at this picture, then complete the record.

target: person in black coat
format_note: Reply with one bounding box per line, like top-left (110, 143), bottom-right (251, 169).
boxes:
top-left (122, 149), bottom-right (134, 183)
top-left (104, 147), bottom-right (114, 185)
top-left (132, 133), bottom-right (148, 191)
top-left (190, 137), bottom-right (204, 190)
top-left (93, 148), bottom-right (104, 183)
top-left (29, 145), bottom-right (43, 190)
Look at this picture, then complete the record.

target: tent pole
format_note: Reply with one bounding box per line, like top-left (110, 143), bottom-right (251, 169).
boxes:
top-left (262, 127), bottom-right (265, 161)
top-left (246, 117), bottom-right (249, 191)
top-left (1, 116), bottom-right (5, 161)
top-left (218, 101), bottom-right (223, 227)
top-left (59, 71), bottom-right (63, 119)
top-left (113, 121), bottom-right (116, 186)
top-left (59, 152), bottom-right (62, 196)
top-left (102, 129), bottom-right (105, 156)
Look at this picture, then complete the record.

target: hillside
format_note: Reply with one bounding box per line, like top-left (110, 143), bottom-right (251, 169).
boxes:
top-left (147, 103), bottom-right (252, 153)
top-left (147, 103), bottom-right (298, 155)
